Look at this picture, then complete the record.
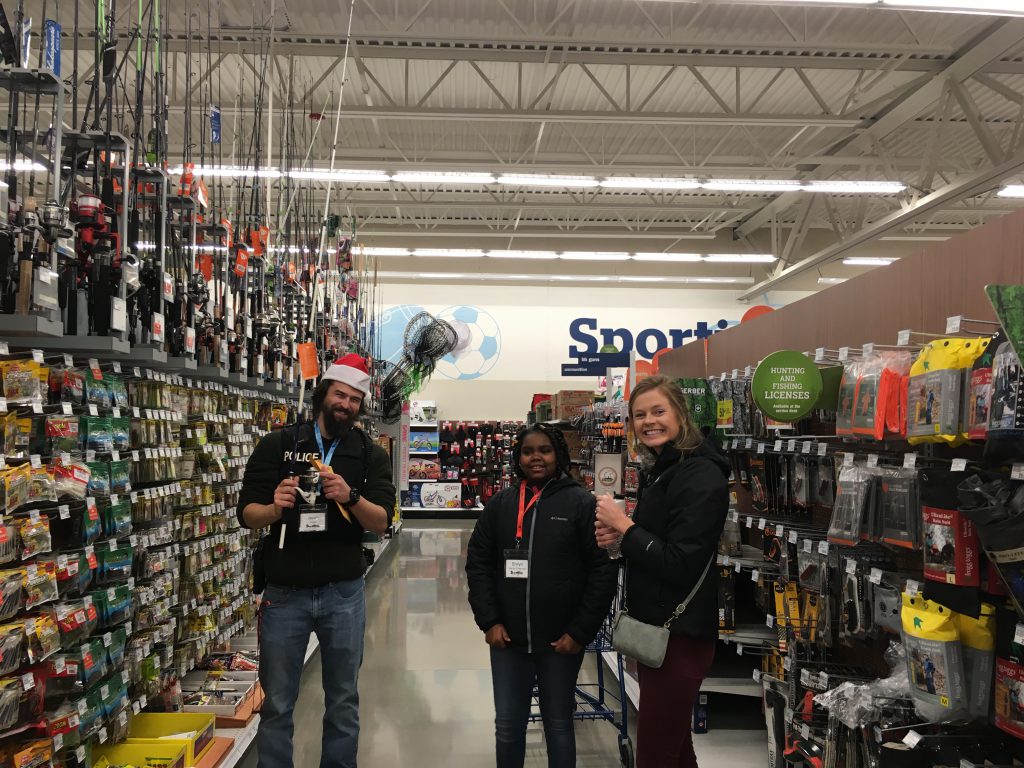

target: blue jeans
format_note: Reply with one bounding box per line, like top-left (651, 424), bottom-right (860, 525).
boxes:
top-left (257, 579), bottom-right (366, 768)
top-left (490, 646), bottom-right (584, 768)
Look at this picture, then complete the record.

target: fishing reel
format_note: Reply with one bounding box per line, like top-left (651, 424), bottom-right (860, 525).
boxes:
top-left (70, 193), bottom-right (105, 228)
top-left (122, 252), bottom-right (141, 296)
top-left (186, 273), bottom-right (209, 307)
top-left (38, 201), bottom-right (72, 245)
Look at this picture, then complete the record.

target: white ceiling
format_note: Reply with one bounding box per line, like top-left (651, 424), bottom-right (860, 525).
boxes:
top-left (28, 0), bottom-right (1024, 293)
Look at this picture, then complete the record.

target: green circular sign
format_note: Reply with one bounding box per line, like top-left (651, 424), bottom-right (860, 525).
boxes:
top-left (751, 350), bottom-right (823, 422)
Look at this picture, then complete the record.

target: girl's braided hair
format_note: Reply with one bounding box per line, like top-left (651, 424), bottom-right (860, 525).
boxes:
top-left (512, 424), bottom-right (572, 480)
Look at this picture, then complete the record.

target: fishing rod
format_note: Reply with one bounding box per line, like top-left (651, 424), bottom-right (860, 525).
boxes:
top-left (296, 0), bottom-right (357, 413)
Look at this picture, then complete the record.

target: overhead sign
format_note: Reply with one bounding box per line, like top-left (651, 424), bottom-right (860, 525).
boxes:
top-left (752, 350), bottom-right (822, 422)
top-left (561, 351), bottom-right (630, 377)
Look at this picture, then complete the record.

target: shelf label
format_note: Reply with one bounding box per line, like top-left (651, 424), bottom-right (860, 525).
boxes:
top-left (1013, 464), bottom-right (1024, 481)
top-left (817, 541), bottom-right (830, 556)
top-left (903, 453), bottom-right (917, 469)
top-left (867, 454), bottom-right (879, 468)
top-left (869, 568), bottom-right (884, 585)
top-left (838, 347), bottom-right (849, 362)
top-left (803, 441), bottom-right (812, 454)
top-left (903, 730), bottom-right (922, 749)
top-left (952, 458), bottom-right (968, 472)
top-left (862, 343), bottom-right (874, 356)
top-left (774, 440), bottom-right (782, 452)
top-left (906, 579), bottom-right (921, 597)
top-left (897, 329), bottom-right (912, 347)
top-left (946, 316), bottom-right (963, 334)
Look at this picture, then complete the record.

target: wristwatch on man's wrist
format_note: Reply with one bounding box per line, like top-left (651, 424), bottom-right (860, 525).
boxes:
top-left (344, 489), bottom-right (361, 508)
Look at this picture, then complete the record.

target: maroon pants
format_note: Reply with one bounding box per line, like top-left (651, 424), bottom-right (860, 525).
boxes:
top-left (636, 634), bottom-right (716, 768)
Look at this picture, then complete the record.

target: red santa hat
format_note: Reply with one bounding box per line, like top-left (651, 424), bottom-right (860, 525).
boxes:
top-left (322, 354), bottom-right (371, 395)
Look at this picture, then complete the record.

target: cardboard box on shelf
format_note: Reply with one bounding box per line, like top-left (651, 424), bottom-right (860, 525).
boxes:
top-left (562, 429), bottom-right (583, 462)
top-left (553, 390), bottom-right (594, 420)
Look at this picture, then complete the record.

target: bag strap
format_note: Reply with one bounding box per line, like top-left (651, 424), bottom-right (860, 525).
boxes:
top-left (660, 553), bottom-right (717, 630)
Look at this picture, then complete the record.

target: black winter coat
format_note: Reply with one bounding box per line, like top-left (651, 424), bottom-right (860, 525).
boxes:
top-left (621, 441), bottom-right (730, 640)
top-left (466, 475), bottom-right (618, 652)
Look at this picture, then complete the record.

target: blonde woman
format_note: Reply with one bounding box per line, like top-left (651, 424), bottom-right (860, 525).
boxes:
top-left (595, 375), bottom-right (730, 768)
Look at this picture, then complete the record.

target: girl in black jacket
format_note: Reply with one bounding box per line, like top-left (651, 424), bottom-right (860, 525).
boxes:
top-left (595, 376), bottom-right (730, 768)
top-left (467, 424), bottom-right (617, 768)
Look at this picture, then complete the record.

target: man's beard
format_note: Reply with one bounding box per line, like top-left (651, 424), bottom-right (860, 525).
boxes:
top-left (322, 407), bottom-right (356, 435)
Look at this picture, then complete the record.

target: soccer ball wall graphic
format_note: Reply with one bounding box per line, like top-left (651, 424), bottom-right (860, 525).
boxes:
top-left (434, 306), bottom-right (502, 380)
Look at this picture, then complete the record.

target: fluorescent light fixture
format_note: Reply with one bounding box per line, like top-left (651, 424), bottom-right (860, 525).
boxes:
top-left (419, 273), bottom-right (464, 279)
top-left (818, 277), bottom-right (847, 285)
top-left (487, 250), bottom-right (560, 260)
top-left (842, 257), bottom-right (897, 266)
top-left (633, 253), bottom-right (703, 262)
top-left (884, 0), bottom-right (1024, 15)
top-left (361, 247), bottom-right (412, 257)
top-left (998, 185), bottom-right (1024, 197)
top-left (497, 174), bottom-right (600, 188)
top-left (288, 169), bottom-right (389, 183)
top-left (879, 235), bottom-right (951, 242)
top-left (411, 248), bottom-right (486, 258)
top-left (185, 165), bottom-right (281, 178)
top-left (599, 177), bottom-right (700, 190)
top-left (0, 160), bottom-right (47, 172)
top-left (621, 276), bottom-right (667, 282)
top-left (558, 252), bottom-right (631, 261)
top-left (804, 181), bottom-right (906, 194)
top-left (373, 270), bottom-right (755, 285)
top-left (703, 254), bottom-right (777, 263)
top-left (701, 179), bottom-right (803, 192)
top-left (392, 171), bottom-right (495, 184)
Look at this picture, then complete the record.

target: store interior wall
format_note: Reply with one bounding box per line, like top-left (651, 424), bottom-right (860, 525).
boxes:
top-left (380, 282), bottom-right (812, 420)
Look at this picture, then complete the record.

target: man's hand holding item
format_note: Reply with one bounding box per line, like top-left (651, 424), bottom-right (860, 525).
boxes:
top-left (485, 624), bottom-right (512, 649)
top-left (320, 469), bottom-right (353, 505)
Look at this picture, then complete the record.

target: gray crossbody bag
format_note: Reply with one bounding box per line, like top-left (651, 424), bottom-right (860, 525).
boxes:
top-left (611, 553), bottom-right (716, 669)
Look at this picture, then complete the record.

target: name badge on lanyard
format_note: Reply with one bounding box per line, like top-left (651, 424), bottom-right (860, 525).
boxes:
top-left (505, 482), bottom-right (542, 580)
top-left (299, 504), bottom-right (328, 532)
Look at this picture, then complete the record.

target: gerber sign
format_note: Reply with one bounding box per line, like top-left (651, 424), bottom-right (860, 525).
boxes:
top-left (562, 317), bottom-right (732, 376)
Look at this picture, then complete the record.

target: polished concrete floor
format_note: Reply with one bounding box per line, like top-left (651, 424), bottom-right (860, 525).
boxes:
top-left (240, 521), bottom-right (767, 767)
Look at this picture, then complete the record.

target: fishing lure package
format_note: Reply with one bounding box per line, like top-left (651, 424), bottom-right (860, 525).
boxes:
top-left (108, 460), bottom-right (131, 495)
top-left (27, 467), bottom-right (55, 506)
top-left (102, 499), bottom-right (132, 539)
top-left (58, 367), bottom-right (85, 405)
top-left (54, 598), bottom-right (99, 648)
top-left (2, 362), bottom-right (43, 405)
top-left (108, 376), bottom-right (129, 409)
top-left (68, 638), bottom-right (108, 691)
top-left (901, 594), bottom-right (967, 720)
top-left (23, 561), bottom-right (59, 610)
top-left (83, 376), bottom-right (110, 411)
top-left (45, 415), bottom-right (80, 455)
top-left (3, 464), bottom-right (31, 514)
top-left (51, 552), bottom-right (93, 599)
top-left (0, 678), bottom-right (21, 730)
top-left (81, 417), bottom-right (113, 454)
top-left (0, 522), bottom-right (17, 566)
top-left (25, 614), bottom-right (61, 664)
top-left (0, 623), bottom-right (24, 675)
top-left (0, 570), bottom-right (22, 621)
top-left (85, 462), bottom-right (110, 498)
top-left (110, 417), bottom-right (131, 452)
top-left (52, 460), bottom-right (90, 502)
top-left (17, 515), bottom-right (52, 561)
top-left (95, 544), bottom-right (134, 585)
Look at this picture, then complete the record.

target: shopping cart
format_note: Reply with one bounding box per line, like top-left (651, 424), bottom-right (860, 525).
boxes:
top-left (527, 595), bottom-right (635, 767)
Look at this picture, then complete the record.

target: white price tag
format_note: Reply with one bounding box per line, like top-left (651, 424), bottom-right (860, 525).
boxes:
top-left (32, 349), bottom-right (44, 363)
top-left (774, 440), bottom-right (783, 452)
top-left (758, 518), bottom-right (766, 530)
top-left (846, 559), bottom-right (858, 575)
top-left (1012, 464), bottom-right (1024, 481)
top-left (112, 361), bottom-right (122, 374)
top-left (903, 453), bottom-right (917, 469)
top-left (0, 342), bottom-right (7, 355)
top-left (818, 443), bottom-right (828, 457)
top-left (1014, 624), bottom-right (1024, 646)
top-left (946, 316), bottom-right (963, 335)
top-left (869, 568), bottom-right (884, 585)
top-left (802, 441), bottom-right (812, 454)
top-left (29, 454), bottom-right (41, 469)
top-left (31, 401), bottom-right (41, 414)
top-left (814, 347), bottom-right (825, 363)
top-left (903, 730), bottom-right (922, 749)
top-left (862, 343), bottom-right (874, 357)
top-left (757, 443), bottom-right (765, 454)
top-left (951, 458), bottom-right (968, 472)
top-left (751, 569), bottom-right (759, 583)
top-left (766, 614), bottom-right (775, 628)
top-left (897, 329), bottom-right (912, 347)
top-left (77, 746), bottom-right (87, 762)
top-left (746, 516), bottom-right (754, 529)
top-left (803, 539), bottom-right (812, 553)
top-left (801, 724), bottom-right (810, 739)
top-left (753, 669), bottom-right (762, 682)
top-left (88, 404), bottom-right (98, 416)
top-left (844, 452), bottom-right (855, 467)
top-left (906, 579), bottom-right (921, 597)
top-left (789, 530), bottom-right (798, 544)
top-left (52, 733), bottom-right (63, 752)
top-left (838, 346), bottom-right (849, 362)
top-left (734, 561), bottom-right (742, 573)
top-left (745, 439), bottom-right (753, 450)
top-left (729, 511), bottom-right (739, 523)
top-left (736, 643), bottom-right (744, 656)
top-left (817, 540), bottom-right (830, 556)
top-left (787, 439), bottom-right (796, 452)
top-left (21, 672), bottom-right (34, 691)
top-left (867, 454), bottom-right (879, 468)
top-left (61, 401), bottom-right (72, 415)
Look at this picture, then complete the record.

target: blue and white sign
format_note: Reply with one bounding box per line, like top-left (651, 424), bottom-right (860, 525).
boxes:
top-left (210, 106), bottom-right (221, 145)
top-left (43, 20), bottom-right (59, 77)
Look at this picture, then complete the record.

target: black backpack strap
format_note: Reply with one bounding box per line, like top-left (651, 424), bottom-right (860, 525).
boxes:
top-left (354, 426), bottom-right (372, 491)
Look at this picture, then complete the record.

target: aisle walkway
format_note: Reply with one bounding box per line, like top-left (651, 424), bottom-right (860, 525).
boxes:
top-left (241, 521), bottom-right (765, 767)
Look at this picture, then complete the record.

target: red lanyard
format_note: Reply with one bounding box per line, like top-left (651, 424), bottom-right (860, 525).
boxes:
top-left (516, 481), bottom-right (543, 542)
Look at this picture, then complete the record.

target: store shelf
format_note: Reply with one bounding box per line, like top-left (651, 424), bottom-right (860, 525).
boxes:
top-left (0, 314), bottom-right (65, 338)
top-left (0, 67), bottom-right (66, 95)
top-left (601, 652), bottom-right (762, 707)
top-left (409, 422), bottom-right (438, 429)
top-left (409, 450), bottom-right (438, 456)
top-left (195, 364), bottom-right (230, 381)
top-left (601, 651), bottom-right (640, 709)
top-left (9, 332), bottom-right (129, 353)
top-left (216, 529), bottom-right (400, 768)
top-left (402, 506), bottom-right (483, 520)
top-left (123, 344), bottom-right (169, 365)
